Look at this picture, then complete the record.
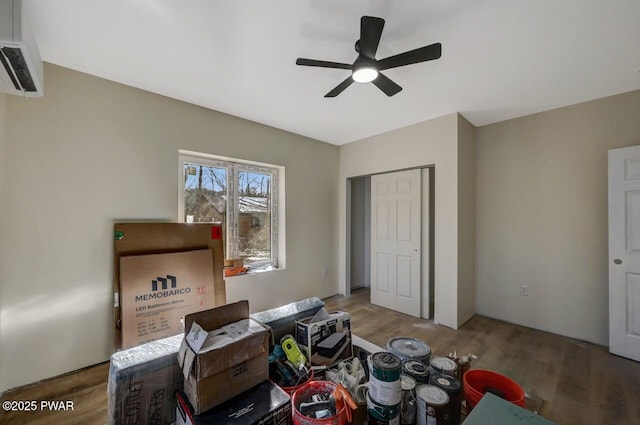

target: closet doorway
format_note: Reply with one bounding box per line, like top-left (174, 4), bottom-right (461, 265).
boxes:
top-left (347, 167), bottom-right (434, 319)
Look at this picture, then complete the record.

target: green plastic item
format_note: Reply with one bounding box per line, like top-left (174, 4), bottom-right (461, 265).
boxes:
top-left (114, 231), bottom-right (125, 240)
top-left (280, 335), bottom-right (306, 369)
top-left (463, 393), bottom-right (557, 425)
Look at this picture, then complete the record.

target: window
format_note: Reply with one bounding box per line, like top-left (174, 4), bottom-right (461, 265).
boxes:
top-left (178, 152), bottom-right (282, 270)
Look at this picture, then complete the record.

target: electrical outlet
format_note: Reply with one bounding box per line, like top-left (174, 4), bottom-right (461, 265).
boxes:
top-left (520, 284), bottom-right (529, 296)
top-left (322, 267), bottom-right (328, 277)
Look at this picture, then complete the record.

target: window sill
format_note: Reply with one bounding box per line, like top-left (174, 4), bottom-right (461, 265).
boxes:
top-left (224, 264), bottom-right (282, 279)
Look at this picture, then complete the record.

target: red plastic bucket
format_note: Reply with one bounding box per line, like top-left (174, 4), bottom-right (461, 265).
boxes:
top-left (463, 369), bottom-right (525, 411)
top-left (292, 380), bottom-right (347, 425)
top-left (280, 370), bottom-right (315, 395)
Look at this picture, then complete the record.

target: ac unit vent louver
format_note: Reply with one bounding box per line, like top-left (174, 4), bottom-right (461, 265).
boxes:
top-left (0, 0), bottom-right (43, 97)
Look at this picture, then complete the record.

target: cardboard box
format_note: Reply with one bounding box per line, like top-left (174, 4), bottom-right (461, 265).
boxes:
top-left (107, 334), bottom-right (184, 425)
top-left (175, 381), bottom-right (292, 425)
top-left (177, 300), bottom-right (269, 414)
top-left (113, 223), bottom-right (225, 351)
top-left (119, 249), bottom-right (216, 349)
top-left (224, 258), bottom-right (244, 268)
top-left (224, 266), bottom-right (248, 277)
top-left (295, 311), bottom-right (353, 367)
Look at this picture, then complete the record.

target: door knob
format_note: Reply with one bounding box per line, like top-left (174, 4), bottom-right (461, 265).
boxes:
top-left (614, 259), bottom-right (623, 265)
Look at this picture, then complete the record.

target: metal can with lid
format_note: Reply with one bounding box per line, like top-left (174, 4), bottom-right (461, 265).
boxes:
top-left (429, 356), bottom-right (458, 377)
top-left (403, 360), bottom-right (430, 384)
top-left (400, 375), bottom-right (417, 425)
top-left (429, 373), bottom-right (462, 425)
top-left (367, 391), bottom-right (401, 425)
top-left (369, 352), bottom-right (403, 407)
top-left (387, 337), bottom-right (432, 364)
top-left (416, 384), bottom-right (449, 425)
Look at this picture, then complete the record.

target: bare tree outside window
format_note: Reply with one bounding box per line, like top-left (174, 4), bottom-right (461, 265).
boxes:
top-left (181, 159), bottom-right (277, 268)
top-left (238, 170), bottom-right (271, 263)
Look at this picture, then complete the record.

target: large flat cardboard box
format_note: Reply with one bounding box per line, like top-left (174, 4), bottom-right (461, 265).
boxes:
top-left (176, 382), bottom-right (292, 425)
top-left (120, 249), bottom-right (215, 349)
top-left (295, 310), bottom-right (353, 367)
top-left (113, 223), bottom-right (226, 351)
top-left (177, 300), bottom-right (269, 414)
top-left (107, 334), bottom-right (184, 425)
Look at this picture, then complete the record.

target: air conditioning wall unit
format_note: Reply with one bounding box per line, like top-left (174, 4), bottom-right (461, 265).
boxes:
top-left (0, 0), bottom-right (43, 97)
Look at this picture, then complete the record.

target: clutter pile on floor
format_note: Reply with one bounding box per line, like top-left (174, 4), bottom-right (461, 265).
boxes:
top-left (107, 297), bottom-right (542, 425)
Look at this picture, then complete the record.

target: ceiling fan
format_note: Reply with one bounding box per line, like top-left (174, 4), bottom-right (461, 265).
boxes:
top-left (296, 16), bottom-right (442, 98)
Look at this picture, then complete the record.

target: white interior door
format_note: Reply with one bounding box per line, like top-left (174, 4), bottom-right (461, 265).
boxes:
top-left (609, 145), bottom-right (640, 361)
top-left (371, 169), bottom-right (421, 317)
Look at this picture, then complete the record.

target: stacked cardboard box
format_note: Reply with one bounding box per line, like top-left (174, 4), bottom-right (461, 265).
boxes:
top-left (113, 223), bottom-right (225, 352)
top-left (177, 300), bottom-right (270, 415)
top-left (223, 258), bottom-right (248, 277)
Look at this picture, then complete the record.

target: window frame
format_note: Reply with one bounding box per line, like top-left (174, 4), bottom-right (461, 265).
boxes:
top-left (178, 151), bottom-right (281, 270)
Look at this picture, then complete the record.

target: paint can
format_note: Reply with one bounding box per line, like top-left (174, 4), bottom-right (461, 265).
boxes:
top-left (387, 337), bottom-right (431, 364)
top-left (416, 385), bottom-right (449, 425)
top-left (429, 356), bottom-right (457, 377)
top-left (367, 392), bottom-right (401, 425)
top-left (400, 375), bottom-right (417, 425)
top-left (403, 360), bottom-right (430, 384)
top-left (368, 352), bottom-right (402, 406)
top-left (429, 373), bottom-right (462, 425)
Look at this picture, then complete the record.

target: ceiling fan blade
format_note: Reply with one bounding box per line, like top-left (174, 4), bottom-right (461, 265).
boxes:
top-left (325, 76), bottom-right (354, 98)
top-left (296, 58), bottom-right (352, 70)
top-left (377, 42), bottom-right (442, 71)
top-left (359, 16), bottom-right (385, 58)
top-left (372, 72), bottom-right (402, 97)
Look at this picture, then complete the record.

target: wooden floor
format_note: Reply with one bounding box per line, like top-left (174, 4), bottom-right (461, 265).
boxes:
top-left (2, 288), bottom-right (639, 425)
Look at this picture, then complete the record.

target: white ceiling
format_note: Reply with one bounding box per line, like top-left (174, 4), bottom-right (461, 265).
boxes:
top-left (24, 0), bottom-right (640, 145)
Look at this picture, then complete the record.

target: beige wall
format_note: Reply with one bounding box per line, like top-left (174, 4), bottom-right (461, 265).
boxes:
top-left (339, 113), bottom-right (463, 329)
top-left (0, 64), bottom-right (339, 392)
top-left (458, 116), bottom-right (476, 326)
top-left (476, 90), bottom-right (640, 345)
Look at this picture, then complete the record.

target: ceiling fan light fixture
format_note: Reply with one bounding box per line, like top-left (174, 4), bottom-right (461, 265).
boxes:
top-left (352, 67), bottom-right (378, 83)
